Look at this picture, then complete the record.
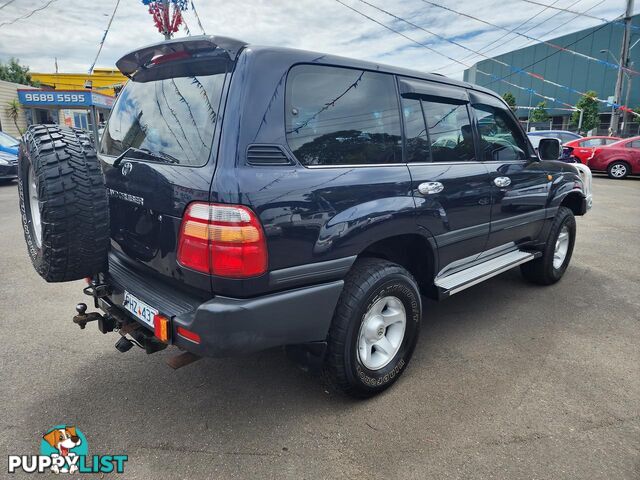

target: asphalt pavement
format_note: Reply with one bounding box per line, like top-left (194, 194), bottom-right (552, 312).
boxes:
top-left (0, 175), bottom-right (638, 479)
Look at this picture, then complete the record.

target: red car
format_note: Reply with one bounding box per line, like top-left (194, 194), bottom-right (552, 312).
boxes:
top-left (564, 136), bottom-right (622, 164)
top-left (587, 136), bottom-right (640, 179)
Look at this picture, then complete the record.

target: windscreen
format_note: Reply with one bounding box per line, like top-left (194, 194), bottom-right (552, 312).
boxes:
top-left (101, 64), bottom-right (227, 167)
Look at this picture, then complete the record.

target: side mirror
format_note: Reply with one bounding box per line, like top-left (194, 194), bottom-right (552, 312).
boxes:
top-left (537, 138), bottom-right (561, 161)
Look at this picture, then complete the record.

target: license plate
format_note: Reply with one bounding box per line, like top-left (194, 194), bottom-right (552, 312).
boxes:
top-left (123, 291), bottom-right (158, 328)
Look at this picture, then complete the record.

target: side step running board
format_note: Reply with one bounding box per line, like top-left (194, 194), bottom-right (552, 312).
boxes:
top-left (435, 250), bottom-right (540, 297)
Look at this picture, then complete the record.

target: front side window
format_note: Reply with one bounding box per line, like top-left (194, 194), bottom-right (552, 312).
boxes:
top-left (101, 71), bottom-right (226, 166)
top-left (402, 97), bottom-right (430, 163)
top-left (628, 140), bottom-right (640, 149)
top-left (603, 138), bottom-right (619, 145)
top-left (472, 104), bottom-right (528, 161)
top-left (285, 65), bottom-right (402, 166)
top-left (422, 99), bottom-right (475, 162)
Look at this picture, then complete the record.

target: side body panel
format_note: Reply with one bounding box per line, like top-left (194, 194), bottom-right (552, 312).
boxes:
top-left (588, 144), bottom-right (640, 174)
top-left (213, 48), bottom-right (420, 298)
top-left (467, 91), bottom-right (549, 251)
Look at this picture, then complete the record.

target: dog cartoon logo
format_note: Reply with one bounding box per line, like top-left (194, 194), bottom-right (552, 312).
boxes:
top-left (40, 425), bottom-right (87, 474)
top-left (8, 425), bottom-right (127, 474)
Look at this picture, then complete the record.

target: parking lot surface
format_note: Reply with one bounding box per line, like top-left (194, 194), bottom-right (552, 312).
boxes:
top-left (0, 176), bottom-right (638, 479)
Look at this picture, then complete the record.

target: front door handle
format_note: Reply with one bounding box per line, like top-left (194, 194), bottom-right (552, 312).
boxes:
top-left (493, 176), bottom-right (511, 188)
top-left (418, 181), bottom-right (444, 195)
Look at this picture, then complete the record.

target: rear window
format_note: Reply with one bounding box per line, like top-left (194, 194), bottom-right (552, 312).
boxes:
top-left (557, 133), bottom-right (579, 144)
top-left (285, 65), bottom-right (402, 166)
top-left (0, 132), bottom-right (18, 147)
top-left (101, 69), bottom-right (226, 166)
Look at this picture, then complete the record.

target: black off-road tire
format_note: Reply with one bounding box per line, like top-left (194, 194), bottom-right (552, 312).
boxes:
top-left (606, 160), bottom-right (630, 179)
top-left (322, 258), bottom-right (422, 398)
top-left (520, 206), bottom-right (576, 285)
top-left (17, 125), bottom-right (109, 282)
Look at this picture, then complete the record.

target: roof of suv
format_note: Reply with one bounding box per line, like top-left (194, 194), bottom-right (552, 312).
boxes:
top-left (116, 35), bottom-right (501, 101)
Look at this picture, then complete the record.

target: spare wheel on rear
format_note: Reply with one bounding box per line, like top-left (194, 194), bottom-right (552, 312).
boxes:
top-left (17, 125), bottom-right (110, 282)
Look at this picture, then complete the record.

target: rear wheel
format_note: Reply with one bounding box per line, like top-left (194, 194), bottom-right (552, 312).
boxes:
top-left (18, 125), bottom-right (110, 282)
top-left (607, 161), bottom-right (630, 179)
top-left (521, 206), bottom-right (576, 285)
top-left (322, 258), bottom-right (421, 398)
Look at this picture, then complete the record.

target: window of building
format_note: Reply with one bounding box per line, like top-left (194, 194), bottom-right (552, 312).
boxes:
top-left (471, 104), bottom-right (528, 161)
top-left (285, 65), bottom-right (402, 166)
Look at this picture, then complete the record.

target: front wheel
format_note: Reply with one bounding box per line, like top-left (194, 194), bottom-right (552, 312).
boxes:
top-left (521, 206), bottom-right (576, 285)
top-left (322, 258), bottom-right (422, 398)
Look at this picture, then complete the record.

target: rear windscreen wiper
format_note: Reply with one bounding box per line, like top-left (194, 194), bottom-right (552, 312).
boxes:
top-left (113, 147), bottom-right (179, 167)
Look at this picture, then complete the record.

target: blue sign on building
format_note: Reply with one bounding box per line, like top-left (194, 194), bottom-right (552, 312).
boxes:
top-left (17, 89), bottom-right (114, 109)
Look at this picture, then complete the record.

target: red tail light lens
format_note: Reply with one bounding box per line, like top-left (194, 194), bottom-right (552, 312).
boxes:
top-left (177, 202), bottom-right (268, 278)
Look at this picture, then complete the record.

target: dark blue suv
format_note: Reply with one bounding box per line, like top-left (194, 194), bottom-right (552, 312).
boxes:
top-left (17, 36), bottom-right (592, 397)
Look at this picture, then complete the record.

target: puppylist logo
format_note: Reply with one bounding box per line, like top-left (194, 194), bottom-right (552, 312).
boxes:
top-left (8, 425), bottom-right (128, 474)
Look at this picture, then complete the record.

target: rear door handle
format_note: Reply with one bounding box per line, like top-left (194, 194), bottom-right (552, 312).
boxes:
top-left (418, 182), bottom-right (444, 195)
top-left (493, 176), bottom-right (511, 188)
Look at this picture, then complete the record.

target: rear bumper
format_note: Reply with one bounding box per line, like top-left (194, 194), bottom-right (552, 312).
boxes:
top-left (101, 252), bottom-right (343, 357)
top-left (171, 281), bottom-right (342, 356)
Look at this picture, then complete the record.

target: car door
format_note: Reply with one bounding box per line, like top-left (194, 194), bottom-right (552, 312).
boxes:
top-left (399, 78), bottom-right (492, 273)
top-left (468, 91), bottom-right (548, 250)
top-left (573, 138), bottom-right (601, 162)
top-left (627, 140), bottom-right (640, 173)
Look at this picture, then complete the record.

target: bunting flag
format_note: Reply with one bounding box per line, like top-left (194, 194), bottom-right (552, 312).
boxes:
top-left (142, 0), bottom-right (188, 38)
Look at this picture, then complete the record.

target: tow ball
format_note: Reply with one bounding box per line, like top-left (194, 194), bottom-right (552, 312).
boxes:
top-left (73, 303), bottom-right (116, 333)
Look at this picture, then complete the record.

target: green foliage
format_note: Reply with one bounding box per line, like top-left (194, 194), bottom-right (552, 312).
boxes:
top-left (0, 58), bottom-right (39, 86)
top-left (571, 91), bottom-right (599, 132)
top-left (530, 101), bottom-right (549, 123)
top-left (502, 92), bottom-right (517, 112)
top-left (5, 98), bottom-right (22, 134)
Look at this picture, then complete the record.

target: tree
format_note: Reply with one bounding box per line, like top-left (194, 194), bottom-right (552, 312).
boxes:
top-left (502, 92), bottom-right (517, 112)
top-left (0, 58), bottom-right (39, 86)
top-left (571, 91), bottom-right (599, 132)
top-left (5, 99), bottom-right (22, 135)
top-left (530, 101), bottom-right (549, 123)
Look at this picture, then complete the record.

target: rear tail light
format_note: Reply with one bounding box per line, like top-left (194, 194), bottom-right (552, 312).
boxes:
top-left (177, 202), bottom-right (268, 278)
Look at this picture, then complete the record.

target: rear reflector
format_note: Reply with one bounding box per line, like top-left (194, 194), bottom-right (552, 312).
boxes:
top-left (176, 326), bottom-right (201, 344)
top-left (153, 313), bottom-right (170, 343)
top-left (177, 202), bottom-right (268, 278)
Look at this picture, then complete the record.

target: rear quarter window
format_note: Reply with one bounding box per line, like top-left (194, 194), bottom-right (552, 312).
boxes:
top-left (285, 65), bottom-right (402, 166)
top-left (101, 70), bottom-right (226, 167)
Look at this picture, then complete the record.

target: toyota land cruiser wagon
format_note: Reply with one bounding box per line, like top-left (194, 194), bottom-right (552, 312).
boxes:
top-left (18, 35), bottom-right (592, 397)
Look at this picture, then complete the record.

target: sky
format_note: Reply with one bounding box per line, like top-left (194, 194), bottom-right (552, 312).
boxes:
top-left (0, 0), bottom-right (635, 80)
